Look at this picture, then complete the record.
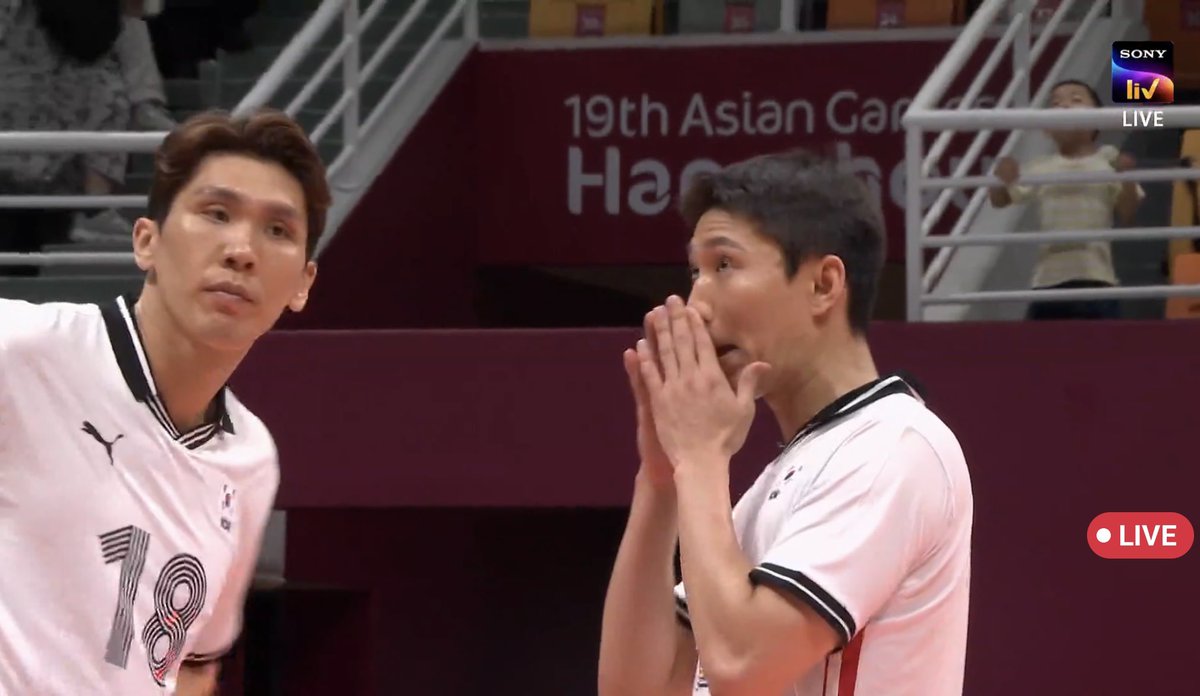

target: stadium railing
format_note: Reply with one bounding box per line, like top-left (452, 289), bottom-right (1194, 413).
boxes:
top-left (0, 0), bottom-right (478, 270)
top-left (902, 0), bottom-right (1200, 321)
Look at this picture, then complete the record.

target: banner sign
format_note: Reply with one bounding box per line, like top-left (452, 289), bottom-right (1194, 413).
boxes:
top-left (474, 38), bottom-right (1063, 265)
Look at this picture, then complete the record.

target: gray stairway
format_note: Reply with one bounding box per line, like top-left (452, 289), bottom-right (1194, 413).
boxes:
top-left (221, 0), bottom-right (531, 166)
top-left (226, 0), bottom-right (460, 167)
top-left (2, 0), bottom-right (523, 304)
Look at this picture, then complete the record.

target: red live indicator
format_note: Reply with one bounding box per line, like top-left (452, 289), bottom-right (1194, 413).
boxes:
top-left (1088, 512), bottom-right (1194, 559)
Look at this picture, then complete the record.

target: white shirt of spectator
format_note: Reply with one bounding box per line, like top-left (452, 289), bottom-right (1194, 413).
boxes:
top-left (1008, 144), bottom-right (1147, 289)
top-left (674, 374), bottom-right (973, 696)
top-left (0, 296), bottom-right (279, 695)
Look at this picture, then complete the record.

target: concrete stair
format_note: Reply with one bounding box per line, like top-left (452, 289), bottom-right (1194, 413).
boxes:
top-left (7, 0), bottom-right (490, 304)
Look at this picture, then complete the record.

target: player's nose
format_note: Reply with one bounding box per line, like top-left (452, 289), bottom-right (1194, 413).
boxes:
top-left (686, 293), bottom-right (713, 323)
top-left (220, 223), bottom-right (258, 272)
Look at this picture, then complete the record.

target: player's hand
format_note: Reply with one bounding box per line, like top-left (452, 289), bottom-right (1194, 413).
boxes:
top-left (623, 310), bottom-right (673, 490)
top-left (994, 156), bottom-right (1020, 186)
top-left (175, 661), bottom-right (219, 696)
top-left (1115, 152), bottom-right (1137, 172)
top-left (637, 296), bottom-right (770, 469)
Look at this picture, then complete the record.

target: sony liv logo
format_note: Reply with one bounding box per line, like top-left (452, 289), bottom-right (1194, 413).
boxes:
top-left (1088, 512), bottom-right (1194, 559)
top-left (1117, 48), bottom-right (1169, 59)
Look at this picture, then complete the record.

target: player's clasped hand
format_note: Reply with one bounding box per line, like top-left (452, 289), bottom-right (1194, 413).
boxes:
top-left (634, 295), bottom-right (770, 469)
top-left (621, 308), bottom-right (674, 489)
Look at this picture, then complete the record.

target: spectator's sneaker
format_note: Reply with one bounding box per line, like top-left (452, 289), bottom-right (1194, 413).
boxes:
top-left (134, 102), bottom-right (177, 132)
top-left (70, 210), bottom-right (134, 245)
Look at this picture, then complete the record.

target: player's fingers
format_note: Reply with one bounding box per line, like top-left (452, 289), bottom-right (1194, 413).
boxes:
top-left (686, 306), bottom-right (719, 374)
top-left (642, 307), bottom-right (658, 351)
top-left (667, 296), bottom-right (697, 374)
top-left (650, 306), bottom-right (678, 381)
top-left (643, 308), bottom-right (664, 374)
top-left (637, 338), bottom-right (665, 394)
top-left (623, 348), bottom-right (649, 409)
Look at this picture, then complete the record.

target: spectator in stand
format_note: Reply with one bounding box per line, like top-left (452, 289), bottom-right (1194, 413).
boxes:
top-left (0, 0), bottom-right (178, 254)
top-left (118, 4), bottom-right (177, 134)
top-left (148, 0), bottom-right (260, 79)
top-left (989, 79), bottom-right (1145, 321)
top-left (73, 1), bottom-right (181, 242)
top-left (0, 0), bottom-right (129, 273)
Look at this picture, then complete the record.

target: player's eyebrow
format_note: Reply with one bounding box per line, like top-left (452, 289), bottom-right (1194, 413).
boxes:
top-left (194, 185), bottom-right (301, 222)
top-left (686, 235), bottom-right (747, 256)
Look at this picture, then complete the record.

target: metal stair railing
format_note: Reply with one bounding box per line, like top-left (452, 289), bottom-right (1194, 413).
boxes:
top-left (901, 0), bottom-right (1200, 320)
top-left (0, 0), bottom-right (478, 269)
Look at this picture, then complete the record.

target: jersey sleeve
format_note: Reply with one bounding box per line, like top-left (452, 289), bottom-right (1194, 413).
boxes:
top-left (748, 427), bottom-right (953, 647)
top-left (0, 299), bottom-right (64, 447)
top-left (0, 298), bottom-right (58, 358)
top-left (186, 454), bottom-right (281, 662)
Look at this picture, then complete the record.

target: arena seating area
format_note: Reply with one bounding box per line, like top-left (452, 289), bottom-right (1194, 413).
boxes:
top-left (525, 0), bottom-right (965, 36)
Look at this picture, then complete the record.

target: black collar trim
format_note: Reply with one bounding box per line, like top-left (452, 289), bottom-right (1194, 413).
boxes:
top-left (780, 372), bottom-right (923, 452)
top-left (99, 295), bottom-right (234, 448)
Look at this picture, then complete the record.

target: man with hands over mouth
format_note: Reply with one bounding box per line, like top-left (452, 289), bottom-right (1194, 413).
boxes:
top-left (598, 150), bottom-right (974, 696)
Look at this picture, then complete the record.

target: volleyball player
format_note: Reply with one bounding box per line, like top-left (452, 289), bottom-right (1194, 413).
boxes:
top-left (0, 109), bottom-right (327, 694)
top-left (599, 149), bottom-right (973, 696)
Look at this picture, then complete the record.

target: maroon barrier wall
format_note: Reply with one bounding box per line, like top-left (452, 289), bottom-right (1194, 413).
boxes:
top-left (280, 60), bottom-right (481, 331)
top-left (228, 321), bottom-right (1200, 695)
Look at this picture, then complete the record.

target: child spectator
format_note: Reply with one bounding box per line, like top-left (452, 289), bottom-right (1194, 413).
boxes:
top-left (989, 79), bottom-right (1145, 320)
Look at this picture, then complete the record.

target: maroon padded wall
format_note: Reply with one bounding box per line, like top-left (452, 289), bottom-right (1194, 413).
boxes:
top-left (228, 320), bottom-right (1200, 695)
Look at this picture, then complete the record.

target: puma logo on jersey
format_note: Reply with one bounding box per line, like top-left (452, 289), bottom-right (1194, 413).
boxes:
top-left (81, 421), bottom-right (123, 466)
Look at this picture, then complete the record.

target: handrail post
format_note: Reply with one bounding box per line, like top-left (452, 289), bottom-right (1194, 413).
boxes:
top-left (342, 0), bottom-right (361, 148)
top-left (465, 0), bottom-right (479, 40)
top-left (905, 127), bottom-right (925, 322)
top-left (779, 0), bottom-right (798, 32)
top-left (1012, 0), bottom-right (1031, 107)
top-left (908, 0), bottom-right (1012, 112)
top-left (233, 0), bottom-right (346, 116)
top-left (1112, 0), bottom-right (1142, 20)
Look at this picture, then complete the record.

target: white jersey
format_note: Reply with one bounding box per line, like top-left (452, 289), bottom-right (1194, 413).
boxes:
top-left (0, 296), bottom-right (279, 694)
top-left (675, 374), bottom-right (973, 696)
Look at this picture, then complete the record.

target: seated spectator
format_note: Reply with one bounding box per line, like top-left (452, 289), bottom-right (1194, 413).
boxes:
top-left (988, 79), bottom-right (1145, 321)
top-left (119, 8), bottom-right (177, 133)
top-left (73, 3), bottom-right (179, 242)
top-left (0, 0), bottom-right (131, 269)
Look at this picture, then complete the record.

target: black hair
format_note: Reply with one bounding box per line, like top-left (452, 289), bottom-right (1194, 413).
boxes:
top-left (680, 149), bottom-right (885, 334)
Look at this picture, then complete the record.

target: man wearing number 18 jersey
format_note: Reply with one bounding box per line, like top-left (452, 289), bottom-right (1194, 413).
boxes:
top-left (0, 109), bottom-right (327, 694)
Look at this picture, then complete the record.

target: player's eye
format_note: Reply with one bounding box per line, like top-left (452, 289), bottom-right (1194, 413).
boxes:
top-left (716, 256), bottom-right (732, 271)
top-left (688, 265), bottom-right (700, 281)
top-left (204, 208), bottom-right (230, 223)
top-left (267, 224), bottom-right (291, 239)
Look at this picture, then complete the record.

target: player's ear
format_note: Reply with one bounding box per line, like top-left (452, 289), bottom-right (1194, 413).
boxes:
top-left (810, 255), bottom-right (846, 317)
top-left (289, 261), bottom-right (317, 312)
top-left (132, 217), bottom-right (160, 275)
